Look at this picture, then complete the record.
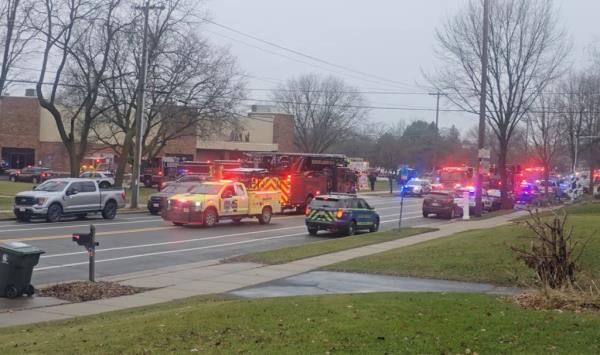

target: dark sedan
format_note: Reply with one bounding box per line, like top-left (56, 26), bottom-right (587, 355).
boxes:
top-left (147, 182), bottom-right (201, 215)
top-left (422, 190), bottom-right (464, 219)
top-left (9, 167), bottom-right (53, 184)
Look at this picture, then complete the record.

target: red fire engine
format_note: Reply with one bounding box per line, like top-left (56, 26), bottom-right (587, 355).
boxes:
top-left (141, 157), bottom-right (180, 187)
top-left (244, 153), bottom-right (356, 210)
top-left (437, 166), bottom-right (475, 189)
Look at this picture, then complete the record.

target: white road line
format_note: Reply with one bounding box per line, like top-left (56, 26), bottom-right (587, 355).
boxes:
top-left (0, 219), bottom-right (163, 234)
top-left (35, 232), bottom-right (308, 271)
top-left (41, 225), bottom-right (310, 258)
top-left (41, 212), bottom-right (422, 258)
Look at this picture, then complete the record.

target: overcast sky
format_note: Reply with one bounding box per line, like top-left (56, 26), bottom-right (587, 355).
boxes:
top-left (205, 0), bottom-right (600, 132)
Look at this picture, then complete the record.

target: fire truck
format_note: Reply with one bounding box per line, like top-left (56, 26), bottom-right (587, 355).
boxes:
top-left (244, 153), bottom-right (357, 210)
top-left (80, 155), bottom-right (114, 173)
top-left (437, 166), bottom-right (474, 189)
top-left (142, 158), bottom-right (242, 188)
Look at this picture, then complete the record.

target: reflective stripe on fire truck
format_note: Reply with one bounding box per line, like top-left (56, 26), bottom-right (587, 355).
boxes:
top-left (257, 177), bottom-right (289, 205)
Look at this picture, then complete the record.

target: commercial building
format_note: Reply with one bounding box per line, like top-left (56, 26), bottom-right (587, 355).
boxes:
top-left (0, 93), bottom-right (295, 171)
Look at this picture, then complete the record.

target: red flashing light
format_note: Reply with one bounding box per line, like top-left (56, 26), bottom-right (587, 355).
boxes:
top-left (287, 174), bottom-right (292, 183)
top-left (120, 192), bottom-right (126, 200)
top-left (178, 199), bottom-right (188, 203)
top-left (158, 171), bottom-right (163, 176)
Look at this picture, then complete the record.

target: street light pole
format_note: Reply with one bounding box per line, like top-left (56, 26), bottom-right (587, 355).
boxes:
top-left (131, 1), bottom-right (163, 209)
top-left (475, 0), bottom-right (490, 217)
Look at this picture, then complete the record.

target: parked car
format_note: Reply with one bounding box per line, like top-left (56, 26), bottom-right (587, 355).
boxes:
top-left (0, 159), bottom-right (7, 174)
top-left (13, 178), bottom-right (126, 222)
top-left (9, 167), bottom-right (53, 183)
top-left (402, 179), bottom-right (432, 196)
top-left (422, 190), bottom-right (464, 219)
top-left (305, 194), bottom-right (380, 236)
top-left (147, 182), bottom-right (201, 215)
top-left (80, 171), bottom-right (115, 188)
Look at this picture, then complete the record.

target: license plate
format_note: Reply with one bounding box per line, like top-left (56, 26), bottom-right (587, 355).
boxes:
top-left (153, 203), bottom-right (159, 207)
top-left (19, 208), bottom-right (26, 212)
top-left (431, 202), bottom-right (439, 206)
top-left (183, 208), bottom-right (189, 213)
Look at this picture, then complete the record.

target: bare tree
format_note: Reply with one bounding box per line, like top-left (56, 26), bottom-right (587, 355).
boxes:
top-left (528, 94), bottom-right (563, 195)
top-left (90, 0), bottom-right (244, 186)
top-left (272, 73), bottom-right (368, 153)
top-left (432, 0), bottom-right (570, 207)
top-left (34, 0), bottom-right (121, 176)
top-left (0, 0), bottom-right (37, 94)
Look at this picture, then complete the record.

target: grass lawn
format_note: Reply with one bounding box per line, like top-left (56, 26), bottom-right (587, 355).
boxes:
top-left (226, 227), bottom-right (436, 265)
top-left (327, 203), bottom-right (600, 287)
top-left (0, 293), bottom-right (598, 354)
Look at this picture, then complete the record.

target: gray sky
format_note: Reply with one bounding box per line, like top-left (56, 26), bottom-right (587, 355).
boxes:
top-left (205, 0), bottom-right (600, 132)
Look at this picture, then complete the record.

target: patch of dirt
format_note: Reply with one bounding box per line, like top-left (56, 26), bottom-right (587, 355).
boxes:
top-left (39, 281), bottom-right (150, 303)
top-left (513, 290), bottom-right (600, 313)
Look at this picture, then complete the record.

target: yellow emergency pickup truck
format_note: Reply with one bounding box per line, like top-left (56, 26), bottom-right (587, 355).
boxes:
top-left (163, 181), bottom-right (281, 227)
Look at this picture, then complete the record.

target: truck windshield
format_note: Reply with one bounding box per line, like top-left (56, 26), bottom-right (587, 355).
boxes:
top-left (190, 184), bottom-right (223, 195)
top-left (35, 181), bottom-right (69, 192)
top-left (162, 184), bottom-right (194, 193)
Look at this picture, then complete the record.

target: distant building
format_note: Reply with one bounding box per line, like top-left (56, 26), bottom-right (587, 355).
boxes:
top-left (0, 93), bottom-right (295, 171)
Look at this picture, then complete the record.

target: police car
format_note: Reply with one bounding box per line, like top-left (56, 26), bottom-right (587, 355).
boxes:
top-left (305, 194), bottom-right (380, 236)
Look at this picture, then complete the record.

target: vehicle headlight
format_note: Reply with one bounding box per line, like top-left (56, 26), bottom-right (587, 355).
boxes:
top-left (36, 198), bottom-right (47, 206)
top-left (193, 201), bottom-right (202, 211)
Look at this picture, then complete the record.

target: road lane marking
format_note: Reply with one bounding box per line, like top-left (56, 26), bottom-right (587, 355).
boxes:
top-left (2, 210), bottom-right (424, 243)
top-left (35, 232), bottom-right (308, 271)
top-left (41, 225), bottom-right (311, 258)
top-left (0, 219), bottom-right (164, 234)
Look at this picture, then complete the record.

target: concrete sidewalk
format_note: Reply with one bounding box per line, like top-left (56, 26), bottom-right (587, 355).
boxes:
top-left (0, 210), bottom-right (526, 328)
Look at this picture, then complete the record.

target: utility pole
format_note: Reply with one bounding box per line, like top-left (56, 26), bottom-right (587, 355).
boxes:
top-left (429, 91), bottom-right (444, 173)
top-left (475, 0), bottom-right (490, 217)
top-left (131, 1), bottom-right (164, 208)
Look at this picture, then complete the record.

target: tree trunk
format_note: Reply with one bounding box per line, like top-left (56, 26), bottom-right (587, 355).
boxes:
top-left (114, 128), bottom-right (136, 188)
top-left (498, 140), bottom-right (511, 209)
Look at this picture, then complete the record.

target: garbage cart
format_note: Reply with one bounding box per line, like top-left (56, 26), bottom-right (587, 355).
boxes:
top-left (0, 242), bottom-right (45, 298)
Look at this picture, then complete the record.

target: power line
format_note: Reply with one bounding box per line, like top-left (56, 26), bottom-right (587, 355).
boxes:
top-left (207, 29), bottom-right (413, 91)
top-left (205, 19), bottom-right (425, 91)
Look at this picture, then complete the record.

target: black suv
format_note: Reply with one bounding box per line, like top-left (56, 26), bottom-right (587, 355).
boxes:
top-left (9, 167), bottom-right (53, 183)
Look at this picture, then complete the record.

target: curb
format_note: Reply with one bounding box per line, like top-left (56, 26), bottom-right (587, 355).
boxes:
top-left (0, 209), bottom-right (149, 221)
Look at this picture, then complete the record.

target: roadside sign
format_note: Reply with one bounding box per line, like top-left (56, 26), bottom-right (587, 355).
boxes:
top-left (478, 149), bottom-right (490, 159)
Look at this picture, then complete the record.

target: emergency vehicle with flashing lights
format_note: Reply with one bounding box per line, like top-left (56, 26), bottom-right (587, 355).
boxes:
top-left (437, 166), bottom-right (474, 190)
top-left (244, 152), bottom-right (357, 211)
top-left (305, 194), bottom-right (379, 236)
top-left (163, 181), bottom-right (281, 227)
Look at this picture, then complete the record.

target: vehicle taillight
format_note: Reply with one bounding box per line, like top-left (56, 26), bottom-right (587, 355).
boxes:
top-left (121, 192), bottom-right (126, 200)
top-left (305, 207), bottom-right (311, 216)
top-left (158, 171), bottom-right (163, 176)
top-left (287, 174), bottom-right (292, 183)
top-left (335, 209), bottom-right (344, 219)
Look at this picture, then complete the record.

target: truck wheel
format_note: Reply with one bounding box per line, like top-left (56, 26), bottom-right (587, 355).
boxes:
top-left (346, 221), bottom-right (357, 236)
top-left (422, 211), bottom-right (428, 218)
top-left (204, 208), bottom-right (218, 227)
top-left (25, 285), bottom-right (35, 297)
top-left (99, 181), bottom-right (110, 189)
top-left (258, 206), bottom-right (272, 225)
top-left (307, 225), bottom-right (319, 236)
top-left (46, 203), bottom-right (62, 223)
top-left (102, 200), bottom-right (117, 220)
top-left (448, 208), bottom-right (456, 220)
top-left (144, 177), bottom-right (153, 188)
top-left (5, 285), bottom-right (19, 299)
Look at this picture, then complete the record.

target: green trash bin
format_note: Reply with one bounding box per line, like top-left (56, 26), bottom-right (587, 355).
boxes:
top-left (0, 242), bottom-right (45, 298)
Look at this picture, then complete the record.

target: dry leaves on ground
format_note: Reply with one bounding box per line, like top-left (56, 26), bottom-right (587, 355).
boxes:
top-left (39, 281), bottom-right (149, 303)
top-left (513, 289), bottom-right (600, 313)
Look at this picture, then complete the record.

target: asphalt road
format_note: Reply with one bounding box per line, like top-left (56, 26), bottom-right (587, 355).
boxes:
top-left (0, 195), bottom-right (455, 285)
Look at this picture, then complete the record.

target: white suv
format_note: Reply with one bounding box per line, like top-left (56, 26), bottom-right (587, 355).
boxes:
top-left (80, 171), bottom-right (115, 188)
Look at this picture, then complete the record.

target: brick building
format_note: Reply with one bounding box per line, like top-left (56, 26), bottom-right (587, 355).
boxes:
top-left (0, 94), bottom-right (295, 171)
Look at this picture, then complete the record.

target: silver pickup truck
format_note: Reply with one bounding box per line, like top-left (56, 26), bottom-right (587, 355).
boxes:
top-left (13, 178), bottom-right (126, 222)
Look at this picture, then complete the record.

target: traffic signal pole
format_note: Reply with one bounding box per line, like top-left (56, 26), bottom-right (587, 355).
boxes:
top-left (475, 0), bottom-right (490, 217)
